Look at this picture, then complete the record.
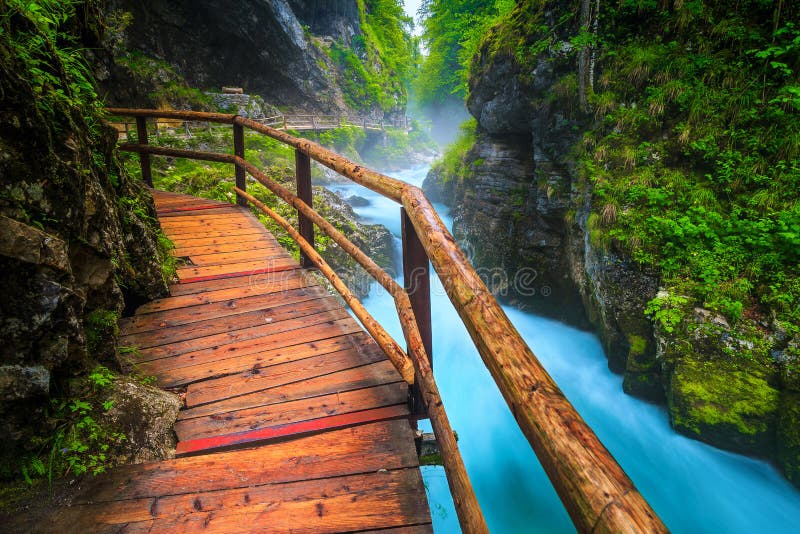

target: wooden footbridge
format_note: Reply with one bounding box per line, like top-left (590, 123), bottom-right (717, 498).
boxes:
top-left (39, 108), bottom-right (667, 533)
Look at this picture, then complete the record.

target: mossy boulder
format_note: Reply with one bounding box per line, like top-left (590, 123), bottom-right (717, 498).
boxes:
top-left (667, 358), bottom-right (780, 456)
top-left (777, 392), bottom-right (800, 486)
top-left (100, 377), bottom-right (180, 464)
top-left (622, 334), bottom-right (662, 402)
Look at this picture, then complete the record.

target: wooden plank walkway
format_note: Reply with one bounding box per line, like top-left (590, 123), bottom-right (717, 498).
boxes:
top-left (34, 190), bottom-right (432, 533)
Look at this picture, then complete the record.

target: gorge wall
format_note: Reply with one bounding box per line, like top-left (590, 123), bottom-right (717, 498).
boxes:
top-left (104, 0), bottom-right (405, 117)
top-left (424, 0), bottom-right (800, 486)
top-left (0, 2), bottom-right (174, 475)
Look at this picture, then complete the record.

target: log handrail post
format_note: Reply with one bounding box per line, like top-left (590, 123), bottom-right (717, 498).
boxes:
top-left (283, 114), bottom-right (287, 130)
top-left (135, 116), bottom-right (152, 187)
top-left (402, 207), bottom-right (431, 418)
top-left (295, 148), bottom-right (314, 267)
top-left (233, 122), bottom-right (247, 207)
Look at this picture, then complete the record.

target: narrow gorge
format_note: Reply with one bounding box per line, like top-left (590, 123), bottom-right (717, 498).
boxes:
top-left (423, 0), bottom-right (800, 488)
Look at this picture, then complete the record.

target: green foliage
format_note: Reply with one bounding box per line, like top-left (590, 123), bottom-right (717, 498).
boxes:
top-left (0, 0), bottom-right (104, 134)
top-left (84, 309), bottom-right (120, 357)
top-left (430, 119), bottom-right (477, 181)
top-left (415, 0), bottom-right (515, 106)
top-left (326, 0), bottom-right (414, 112)
top-left (114, 49), bottom-right (213, 109)
top-left (568, 0), bottom-right (800, 326)
top-left (317, 125), bottom-right (367, 158)
top-left (364, 124), bottom-right (438, 168)
top-left (627, 334), bottom-right (648, 357)
top-left (156, 232), bottom-right (177, 285)
top-left (20, 366), bottom-right (126, 483)
top-left (644, 294), bottom-right (689, 334)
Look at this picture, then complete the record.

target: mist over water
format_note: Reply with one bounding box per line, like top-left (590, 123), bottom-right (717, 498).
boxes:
top-left (323, 165), bottom-right (800, 533)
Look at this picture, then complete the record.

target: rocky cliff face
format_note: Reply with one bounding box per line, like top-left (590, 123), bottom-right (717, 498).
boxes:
top-left (289, 0), bottom-right (361, 46)
top-left (104, 0), bottom-right (397, 116)
top-left (424, 0), bottom-right (799, 485)
top-left (105, 0), bottom-right (343, 111)
top-left (0, 3), bottom-right (170, 465)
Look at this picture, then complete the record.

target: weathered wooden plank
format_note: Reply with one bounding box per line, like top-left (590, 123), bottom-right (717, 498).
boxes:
top-left (155, 199), bottom-right (229, 208)
top-left (176, 258), bottom-right (298, 281)
top-left (133, 309), bottom-right (353, 363)
top-left (48, 468), bottom-right (429, 534)
top-left (119, 291), bottom-right (333, 347)
top-left (167, 228), bottom-right (268, 241)
top-left (157, 206), bottom-right (242, 217)
top-left (121, 287), bottom-right (329, 338)
top-left (157, 211), bottom-right (250, 223)
top-left (135, 274), bottom-right (313, 315)
top-left (187, 249), bottom-right (293, 267)
top-left (169, 232), bottom-right (277, 248)
top-left (69, 420), bottom-right (420, 503)
top-left (172, 239), bottom-right (282, 257)
top-left (181, 339), bottom-right (385, 409)
top-left (181, 359), bottom-right (398, 419)
top-left (158, 205), bottom-right (235, 215)
top-left (176, 404), bottom-right (410, 455)
top-left (167, 270), bottom-right (308, 297)
top-left (362, 527), bottom-right (434, 534)
top-left (139, 320), bottom-right (365, 383)
top-left (160, 217), bottom-right (262, 230)
top-left (174, 382), bottom-right (408, 442)
top-left (163, 332), bottom-right (377, 390)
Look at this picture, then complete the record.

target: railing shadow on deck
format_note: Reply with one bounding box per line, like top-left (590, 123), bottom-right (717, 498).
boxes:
top-left (106, 107), bottom-right (667, 534)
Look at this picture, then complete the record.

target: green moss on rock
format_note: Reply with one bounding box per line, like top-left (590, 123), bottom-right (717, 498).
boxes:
top-left (777, 392), bottom-right (800, 486)
top-left (668, 358), bottom-right (780, 456)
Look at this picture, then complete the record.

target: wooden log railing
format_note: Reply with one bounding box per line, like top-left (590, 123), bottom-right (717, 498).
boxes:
top-left (107, 108), bottom-right (667, 534)
top-left (111, 111), bottom-right (409, 139)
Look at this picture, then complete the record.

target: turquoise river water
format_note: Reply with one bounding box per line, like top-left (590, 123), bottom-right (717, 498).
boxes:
top-left (325, 165), bottom-right (800, 533)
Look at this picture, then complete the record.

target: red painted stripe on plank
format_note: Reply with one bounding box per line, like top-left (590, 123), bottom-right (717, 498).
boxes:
top-left (157, 204), bottom-right (232, 214)
top-left (178, 264), bottom-right (298, 284)
top-left (175, 404), bottom-right (409, 456)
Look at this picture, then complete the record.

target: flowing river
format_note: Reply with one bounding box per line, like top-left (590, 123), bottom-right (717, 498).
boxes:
top-left (324, 165), bottom-right (800, 532)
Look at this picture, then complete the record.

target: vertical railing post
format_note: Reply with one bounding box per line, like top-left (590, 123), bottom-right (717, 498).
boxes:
top-left (401, 207), bottom-right (432, 418)
top-left (295, 149), bottom-right (314, 268)
top-left (283, 114), bottom-right (287, 130)
top-left (135, 116), bottom-right (152, 187)
top-left (233, 122), bottom-right (247, 207)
